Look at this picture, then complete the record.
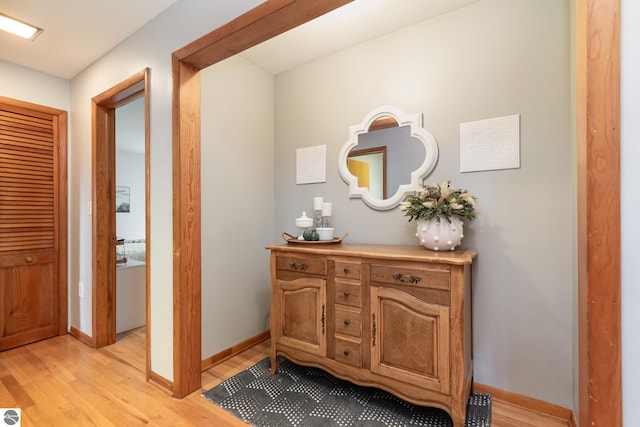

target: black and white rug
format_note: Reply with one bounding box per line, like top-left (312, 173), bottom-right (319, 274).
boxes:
top-left (202, 357), bottom-right (491, 427)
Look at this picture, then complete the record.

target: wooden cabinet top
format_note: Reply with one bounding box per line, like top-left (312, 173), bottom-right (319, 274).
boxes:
top-left (266, 243), bottom-right (477, 266)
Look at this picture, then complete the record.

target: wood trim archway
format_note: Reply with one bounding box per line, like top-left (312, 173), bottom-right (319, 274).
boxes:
top-left (170, 0), bottom-right (351, 399)
top-left (92, 69), bottom-right (151, 379)
top-left (171, 2), bottom-right (622, 425)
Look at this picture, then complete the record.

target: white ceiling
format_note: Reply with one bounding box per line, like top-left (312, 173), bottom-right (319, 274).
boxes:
top-left (240, 0), bottom-right (477, 75)
top-left (0, 0), bottom-right (179, 79)
top-left (0, 0), bottom-right (476, 80)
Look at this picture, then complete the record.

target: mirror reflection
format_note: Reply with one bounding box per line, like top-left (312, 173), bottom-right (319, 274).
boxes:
top-left (348, 117), bottom-right (426, 201)
top-left (338, 106), bottom-right (439, 210)
top-left (348, 146), bottom-right (387, 199)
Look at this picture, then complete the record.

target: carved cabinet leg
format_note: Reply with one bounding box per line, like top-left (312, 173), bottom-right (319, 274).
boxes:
top-left (450, 407), bottom-right (466, 427)
top-left (270, 346), bottom-right (278, 374)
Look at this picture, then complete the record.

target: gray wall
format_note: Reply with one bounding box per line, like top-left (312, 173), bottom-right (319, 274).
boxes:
top-left (200, 55), bottom-right (274, 358)
top-left (115, 151), bottom-right (145, 240)
top-left (68, 0), bottom-right (263, 380)
top-left (273, 0), bottom-right (573, 407)
top-left (0, 60), bottom-right (70, 110)
top-left (116, 97), bottom-right (146, 241)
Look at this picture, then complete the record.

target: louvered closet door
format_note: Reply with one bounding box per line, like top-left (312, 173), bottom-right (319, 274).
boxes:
top-left (0, 103), bottom-right (59, 351)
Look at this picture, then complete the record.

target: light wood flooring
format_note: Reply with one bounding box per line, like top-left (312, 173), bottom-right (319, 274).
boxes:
top-left (0, 329), bottom-right (570, 426)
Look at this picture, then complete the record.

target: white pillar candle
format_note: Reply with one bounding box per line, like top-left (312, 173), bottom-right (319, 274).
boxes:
top-left (322, 202), bottom-right (332, 217)
top-left (313, 197), bottom-right (324, 211)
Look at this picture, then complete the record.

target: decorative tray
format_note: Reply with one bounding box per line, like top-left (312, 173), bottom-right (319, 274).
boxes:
top-left (282, 232), bottom-right (348, 245)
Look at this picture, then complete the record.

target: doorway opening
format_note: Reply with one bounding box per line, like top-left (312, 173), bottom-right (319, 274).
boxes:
top-left (113, 96), bottom-right (147, 362)
top-left (92, 69), bottom-right (151, 379)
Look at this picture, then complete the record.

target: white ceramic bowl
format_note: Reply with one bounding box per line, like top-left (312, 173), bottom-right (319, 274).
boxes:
top-left (294, 211), bottom-right (314, 228)
top-left (316, 227), bottom-right (334, 241)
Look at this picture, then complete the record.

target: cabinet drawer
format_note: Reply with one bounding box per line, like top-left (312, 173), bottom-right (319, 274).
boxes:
top-left (370, 264), bottom-right (450, 291)
top-left (334, 306), bottom-right (361, 337)
top-left (333, 337), bottom-right (362, 368)
top-left (276, 256), bottom-right (326, 275)
top-left (334, 261), bottom-right (361, 280)
top-left (335, 281), bottom-right (361, 307)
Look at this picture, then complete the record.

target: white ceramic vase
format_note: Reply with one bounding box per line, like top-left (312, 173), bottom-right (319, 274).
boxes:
top-left (416, 217), bottom-right (464, 251)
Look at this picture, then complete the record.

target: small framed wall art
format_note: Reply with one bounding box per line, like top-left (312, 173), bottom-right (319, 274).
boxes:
top-left (116, 186), bottom-right (130, 213)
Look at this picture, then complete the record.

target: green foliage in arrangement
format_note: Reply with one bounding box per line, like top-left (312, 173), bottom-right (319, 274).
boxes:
top-left (400, 181), bottom-right (476, 223)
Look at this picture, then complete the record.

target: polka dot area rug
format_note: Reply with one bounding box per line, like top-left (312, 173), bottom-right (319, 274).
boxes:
top-left (202, 357), bottom-right (491, 427)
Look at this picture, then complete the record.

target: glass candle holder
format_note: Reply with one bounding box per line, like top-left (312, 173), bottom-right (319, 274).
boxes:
top-left (314, 210), bottom-right (323, 229)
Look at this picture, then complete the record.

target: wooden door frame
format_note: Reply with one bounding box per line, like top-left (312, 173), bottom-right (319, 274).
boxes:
top-left (92, 69), bottom-right (151, 376)
top-left (0, 95), bottom-right (68, 339)
top-left (576, 0), bottom-right (621, 424)
top-left (171, 2), bottom-right (622, 424)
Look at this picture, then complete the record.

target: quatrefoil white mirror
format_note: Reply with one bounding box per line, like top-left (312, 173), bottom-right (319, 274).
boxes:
top-left (338, 105), bottom-right (439, 210)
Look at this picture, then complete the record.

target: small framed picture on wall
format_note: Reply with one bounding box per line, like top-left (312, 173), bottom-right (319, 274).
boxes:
top-left (116, 186), bottom-right (130, 213)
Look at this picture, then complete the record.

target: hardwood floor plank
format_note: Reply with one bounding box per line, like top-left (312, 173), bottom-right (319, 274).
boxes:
top-left (21, 378), bottom-right (94, 426)
top-left (0, 348), bottom-right (39, 386)
top-left (101, 327), bottom-right (147, 373)
top-left (22, 379), bottom-right (111, 427)
top-left (492, 399), bottom-right (570, 426)
top-left (0, 330), bottom-right (569, 426)
top-left (1, 374), bottom-right (33, 408)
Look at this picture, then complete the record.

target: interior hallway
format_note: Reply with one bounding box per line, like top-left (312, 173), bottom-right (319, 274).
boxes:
top-left (0, 334), bottom-right (569, 426)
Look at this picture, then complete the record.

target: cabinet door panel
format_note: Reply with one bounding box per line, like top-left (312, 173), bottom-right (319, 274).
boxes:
top-left (274, 277), bottom-right (326, 356)
top-left (0, 252), bottom-right (57, 350)
top-left (371, 286), bottom-right (450, 394)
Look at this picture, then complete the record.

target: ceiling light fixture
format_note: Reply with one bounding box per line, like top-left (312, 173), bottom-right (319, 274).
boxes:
top-left (0, 12), bottom-right (42, 40)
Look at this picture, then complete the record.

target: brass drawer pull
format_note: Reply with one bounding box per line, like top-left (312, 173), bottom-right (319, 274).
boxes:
top-left (343, 267), bottom-right (350, 273)
top-left (343, 349), bottom-right (350, 356)
top-left (290, 262), bottom-right (308, 271)
top-left (343, 319), bottom-right (350, 326)
top-left (25, 256), bottom-right (33, 263)
top-left (392, 273), bottom-right (422, 284)
top-left (343, 291), bottom-right (350, 298)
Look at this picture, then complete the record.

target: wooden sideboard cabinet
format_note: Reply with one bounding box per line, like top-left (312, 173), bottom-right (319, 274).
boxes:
top-left (267, 243), bottom-right (477, 427)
